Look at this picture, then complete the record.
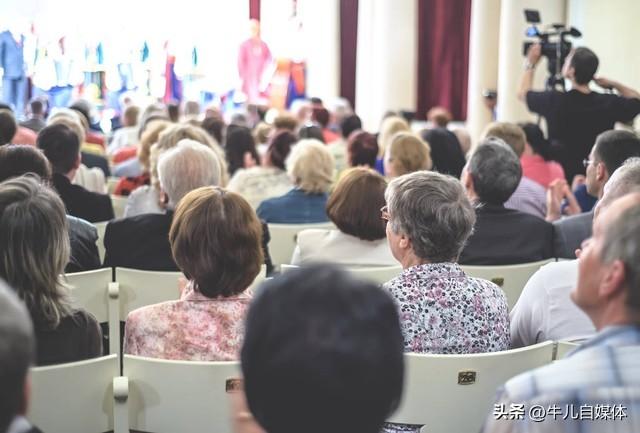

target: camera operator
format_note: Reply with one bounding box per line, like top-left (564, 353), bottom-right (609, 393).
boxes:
top-left (518, 43), bottom-right (640, 182)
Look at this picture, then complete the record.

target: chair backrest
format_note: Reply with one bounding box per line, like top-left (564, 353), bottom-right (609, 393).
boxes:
top-left (460, 259), bottom-right (554, 309)
top-left (106, 176), bottom-right (120, 195)
top-left (28, 355), bottom-right (119, 433)
top-left (267, 222), bottom-right (334, 267)
top-left (388, 341), bottom-right (555, 433)
top-left (123, 355), bottom-right (241, 433)
top-left (111, 194), bottom-right (128, 219)
top-left (554, 340), bottom-right (581, 360)
top-left (65, 268), bottom-right (120, 354)
top-left (94, 221), bottom-right (109, 263)
top-left (281, 264), bottom-right (402, 285)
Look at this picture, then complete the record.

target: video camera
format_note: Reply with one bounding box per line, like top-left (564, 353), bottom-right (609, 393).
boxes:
top-left (522, 9), bottom-right (582, 90)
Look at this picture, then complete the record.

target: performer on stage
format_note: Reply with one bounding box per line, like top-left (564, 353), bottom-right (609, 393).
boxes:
top-left (237, 19), bottom-right (272, 105)
top-left (0, 24), bottom-right (27, 116)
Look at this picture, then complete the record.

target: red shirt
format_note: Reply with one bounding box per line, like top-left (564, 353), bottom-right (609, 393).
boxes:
top-left (521, 154), bottom-right (565, 189)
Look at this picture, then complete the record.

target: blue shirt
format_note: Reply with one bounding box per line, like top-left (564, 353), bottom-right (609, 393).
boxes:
top-left (256, 188), bottom-right (329, 224)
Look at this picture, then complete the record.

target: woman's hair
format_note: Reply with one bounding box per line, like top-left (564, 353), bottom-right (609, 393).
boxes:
top-left (137, 119), bottom-right (171, 172)
top-left (170, 187), bottom-right (263, 298)
top-left (0, 176), bottom-right (72, 328)
top-left (519, 122), bottom-right (553, 161)
top-left (298, 124), bottom-right (325, 143)
top-left (273, 114), bottom-right (298, 132)
top-left (201, 116), bottom-right (225, 145)
top-left (387, 132), bottom-right (432, 177)
top-left (46, 112), bottom-right (86, 143)
top-left (287, 139), bottom-right (334, 194)
top-left (253, 122), bottom-right (273, 144)
top-left (266, 130), bottom-right (297, 170)
top-left (377, 115), bottom-right (409, 158)
top-left (225, 126), bottom-right (260, 176)
top-left (0, 145), bottom-right (52, 183)
top-left (327, 167), bottom-right (387, 241)
top-left (347, 130), bottom-right (378, 168)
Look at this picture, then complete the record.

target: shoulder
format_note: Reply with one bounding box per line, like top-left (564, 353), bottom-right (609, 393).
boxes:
top-left (67, 215), bottom-right (98, 241)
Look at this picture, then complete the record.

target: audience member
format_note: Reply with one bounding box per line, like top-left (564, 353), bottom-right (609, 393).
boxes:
top-left (484, 194), bottom-right (640, 433)
top-left (347, 130), bottom-right (378, 168)
top-left (0, 108), bottom-right (17, 145)
top-left (483, 122), bottom-right (547, 219)
top-left (19, 98), bottom-right (46, 133)
top-left (383, 132), bottom-right (432, 178)
top-left (108, 104), bottom-right (140, 155)
top-left (297, 124), bottom-right (325, 143)
top-left (375, 115), bottom-right (410, 175)
top-left (70, 100), bottom-right (104, 147)
top-left (228, 129), bottom-right (295, 208)
top-left (252, 121), bottom-right (273, 156)
top-left (510, 157), bottom-right (640, 347)
top-left (519, 122), bottom-right (564, 188)
top-left (0, 145), bottom-right (100, 273)
top-left (0, 280), bottom-right (38, 433)
top-left (421, 127), bottom-right (466, 178)
top-left (225, 126), bottom-right (259, 176)
top-left (291, 167), bottom-right (394, 266)
top-left (311, 107), bottom-right (339, 143)
top-left (272, 114), bottom-right (298, 132)
top-left (459, 138), bottom-right (553, 265)
top-left (552, 130), bottom-right (640, 259)
top-left (201, 116), bottom-right (226, 146)
top-left (426, 106), bottom-right (452, 128)
top-left (37, 123), bottom-right (114, 222)
top-left (257, 139), bottom-right (333, 223)
top-left (328, 113), bottom-right (362, 174)
top-left (124, 186), bottom-right (263, 360)
top-left (242, 263), bottom-right (404, 433)
top-left (0, 176), bottom-right (102, 365)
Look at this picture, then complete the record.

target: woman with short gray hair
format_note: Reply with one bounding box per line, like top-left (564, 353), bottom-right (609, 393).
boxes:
top-left (382, 171), bottom-right (509, 433)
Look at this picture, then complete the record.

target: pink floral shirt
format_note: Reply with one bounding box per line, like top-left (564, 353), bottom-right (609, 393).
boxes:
top-left (124, 284), bottom-right (251, 361)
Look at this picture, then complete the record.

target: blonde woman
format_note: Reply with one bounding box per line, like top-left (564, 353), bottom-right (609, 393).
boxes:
top-left (384, 132), bottom-right (432, 178)
top-left (375, 115), bottom-right (410, 175)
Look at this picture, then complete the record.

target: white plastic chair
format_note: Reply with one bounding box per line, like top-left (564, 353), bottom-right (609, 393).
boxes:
top-left (387, 341), bottom-right (555, 433)
top-left (94, 221), bottom-right (109, 263)
top-left (110, 194), bottom-right (128, 219)
top-left (106, 176), bottom-right (120, 195)
top-left (554, 340), bottom-right (581, 360)
top-left (120, 355), bottom-right (241, 433)
top-left (28, 354), bottom-right (125, 433)
top-left (65, 268), bottom-right (120, 354)
top-left (281, 264), bottom-right (402, 285)
top-left (267, 222), bottom-right (334, 268)
top-left (461, 259), bottom-right (554, 309)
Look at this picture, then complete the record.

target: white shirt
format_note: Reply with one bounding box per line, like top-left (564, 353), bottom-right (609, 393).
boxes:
top-left (227, 166), bottom-right (293, 209)
top-left (291, 229), bottom-right (397, 267)
top-left (123, 185), bottom-right (163, 217)
top-left (509, 260), bottom-right (595, 347)
top-left (108, 126), bottom-right (139, 155)
top-left (73, 163), bottom-right (106, 194)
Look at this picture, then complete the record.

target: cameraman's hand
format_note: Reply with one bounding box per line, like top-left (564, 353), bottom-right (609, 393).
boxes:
top-left (527, 43), bottom-right (542, 66)
top-left (594, 76), bottom-right (615, 90)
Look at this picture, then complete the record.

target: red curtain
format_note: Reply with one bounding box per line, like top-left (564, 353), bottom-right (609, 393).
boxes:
top-left (417, 0), bottom-right (472, 121)
top-left (339, 0), bottom-right (359, 110)
top-left (250, 0), bottom-right (260, 20)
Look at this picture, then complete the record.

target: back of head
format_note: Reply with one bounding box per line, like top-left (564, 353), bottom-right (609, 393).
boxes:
top-left (0, 176), bottom-right (71, 328)
top-left (483, 122), bottom-right (526, 157)
top-left (378, 116), bottom-right (410, 157)
top-left (347, 130), bottom-right (378, 168)
top-left (601, 157), bottom-right (640, 207)
top-left (519, 122), bottom-right (552, 160)
top-left (426, 106), bottom-right (452, 128)
top-left (388, 132), bottom-right (432, 176)
top-left (340, 114), bottom-right (362, 139)
top-left (468, 137), bottom-right (522, 205)
top-left (570, 47), bottom-right (599, 85)
top-left (158, 139), bottom-right (222, 208)
top-left (273, 114), bottom-right (298, 132)
top-left (298, 125), bottom-right (325, 143)
top-left (253, 122), bottom-right (273, 145)
top-left (123, 105), bottom-right (140, 127)
top-left (0, 145), bottom-right (52, 183)
top-left (69, 100), bottom-right (93, 127)
top-left (311, 108), bottom-right (331, 129)
top-left (327, 167), bottom-right (387, 241)
top-left (267, 130), bottom-right (297, 170)
top-left (0, 109), bottom-right (17, 146)
top-left (201, 116), bottom-right (225, 145)
top-left (30, 99), bottom-right (44, 116)
top-left (225, 127), bottom-right (258, 176)
top-left (36, 123), bottom-right (81, 174)
top-left (287, 139), bottom-right (334, 193)
top-left (0, 281), bottom-right (34, 433)
top-left (594, 130), bottom-right (640, 177)
top-left (242, 263), bottom-right (404, 433)
top-left (183, 100), bottom-right (200, 118)
top-left (170, 186), bottom-right (263, 298)
top-left (138, 119), bottom-right (171, 172)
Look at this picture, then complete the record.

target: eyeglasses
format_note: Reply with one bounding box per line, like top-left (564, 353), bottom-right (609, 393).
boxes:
top-left (583, 158), bottom-right (593, 168)
top-left (380, 205), bottom-right (390, 222)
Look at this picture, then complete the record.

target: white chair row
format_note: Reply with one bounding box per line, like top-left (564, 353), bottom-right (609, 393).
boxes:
top-left (281, 263), bottom-right (403, 285)
top-left (28, 340), bottom-right (578, 433)
top-left (267, 222), bottom-right (334, 269)
top-left (65, 266), bottom-right (267, 355)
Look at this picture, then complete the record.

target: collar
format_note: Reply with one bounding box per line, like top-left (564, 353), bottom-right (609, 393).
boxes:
top-left (180, 280), bottom-right (252, 302)
top-left (401, 262), bottom-right (466, 280)
top-left (572, 325), bottom-right (640, 356)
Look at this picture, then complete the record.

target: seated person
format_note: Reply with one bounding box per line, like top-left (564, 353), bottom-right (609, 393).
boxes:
top-left (241, 263), bottom-right (404, 433)
top-left (0, 107), bottom-right (17, 145)
top-left (225, 126), bottom-right (259, 177)
top-left (37, 123), bottom-right (114, 223)
top-left (459, 138), bottom-right (553, 265)
top-left (421, 127), bottom-right (466, 178)
top-left (383, 132), bottom-right (432, 179)
top-left (124, 186), bottom-right (263, 360)
top-left (104, 139), bottom-right (222, 271)
top-left (108, 105), bottom-right (140, 156)
top-left (510, 157), bottom-right (640, 347)
top-left (0, 145), bottom-right (100, 272)
top-left (347, 130), bottom-right (378, 169)
top-left (375, 116), bottom-right (410, 175)
top-left (519, 122), bottom-right (565, 188)
top-left (0, 176), bottom-right (102, 365)
top-left (292, 167), bottom-right (395, 267)
top-left (257, 139), bottom-right (334, 224)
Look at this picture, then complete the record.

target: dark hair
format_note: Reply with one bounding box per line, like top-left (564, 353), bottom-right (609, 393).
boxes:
top-left (0, 281), bottom-right (34, 433)
top-left (267, 130), bottom-right (297, 170)
top-left (327, 167), bottom-right (387, 240)
top-left (570, 47), bottom-right (599, 85)
top-left (340, 114), bottom-right (362, 139)
top-left (201, 117), bottom-right (225, 145)
top-left (519, 122), bottom-right (553, 161)
top-left (311, 107), bottom-right (330, 128)
top-left (242, 263), bottom-right (404, 433)
top-left (69, 101), bottom-right (92, 126)
top-left (37, 123), bottom-right (81, 174)
top-left (310, 97), bottom-right (323, 105)
top-left (225, 127), bottom-right (259, 176)
top-left (0, 109), bottom-right (17, 146)
top-left (30, 99), bottom-right (44, 115)
top-left (594, 130), bottom-right (640, 177)
top-left (347, 130), bottom-right (378, 168)
top-left (298, 125), bottom-right (325, 143)
top-left (169, 187), bottom-right (263, 297)
top-left (0, 145), bottom-right (52, 183)
top-left (468, 137), bottom-right (522, 205)
top-left (167, 102), bottom-right (180, 122)
top-left (421, 128), bottom-right (466, 178)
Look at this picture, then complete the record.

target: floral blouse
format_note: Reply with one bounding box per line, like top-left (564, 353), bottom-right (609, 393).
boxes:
top-left (124, 283), bottom-right (251, 361)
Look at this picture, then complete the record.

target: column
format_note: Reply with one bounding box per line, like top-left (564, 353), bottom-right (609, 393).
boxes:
top-left (355, 0), bottom-right (417, 131)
